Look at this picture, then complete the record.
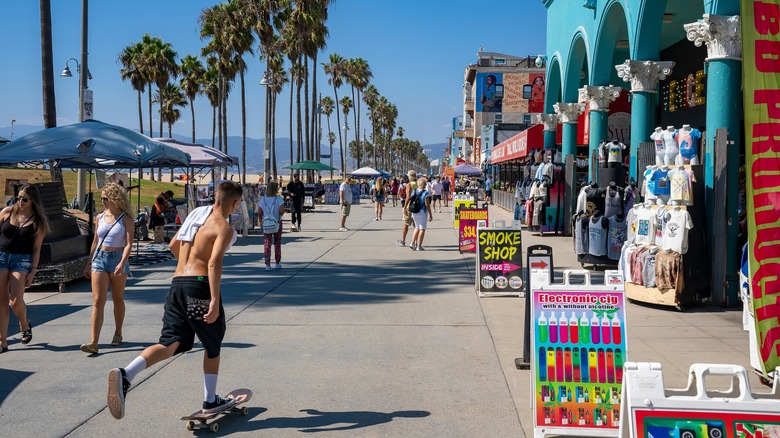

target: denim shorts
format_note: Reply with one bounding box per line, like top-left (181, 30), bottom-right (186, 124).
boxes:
top-left (92, 249), bottom-right (131, 276)
top-left (0, 252), bottom-right (33, 273)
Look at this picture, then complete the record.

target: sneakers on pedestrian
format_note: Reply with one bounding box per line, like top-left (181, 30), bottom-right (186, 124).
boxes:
top-left (265, 265), bottom-right (271, 272)
top-left (80, 342), bottom-right (99, 354)
top-left (339, 227), bottom-right (348, 231)
top-left (373, 217), bottom-right (379, 221)
top-left (111, 335), bottom-right (123, 346)
top-left (416, 246), bottom-right (425, 251)
top-left (108, 368), bottom-right (131, 420)
top-left (409, 244), bottom-right (417, 251)
top-left (275, 263), bottom-right (282, 270)
top-left (395, 239), bottom-right (406, 247)
top-left (202, 394), bottom-right (236, 414)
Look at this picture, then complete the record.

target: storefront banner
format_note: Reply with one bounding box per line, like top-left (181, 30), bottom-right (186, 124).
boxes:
top-left (531, 285), bottom-right (627, 434)
top-left (476, 223), bottom-right (523, 297)
top-left (742, 0), bottom-right (780, 377)
top-left (458, 208), bottom-right (488, 253)
top-left (490, 124), bottom-right (542, 164)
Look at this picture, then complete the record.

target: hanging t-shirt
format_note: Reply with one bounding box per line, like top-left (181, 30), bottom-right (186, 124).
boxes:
top-left (668, 167), bottom-right (696, 205)
top-left (533, 198), bottom-right (546, 227)
top-left (607, 216), bottom-right (627, 260)
top-left (604, 187), bottom-right (623, 219)
top-left (655, 250), bottom-right (683, 291)
top-left (634, 207), bottom-right (656, 245)
top-left (630, 247), bottom-right (647, 285)
top-left (588, 215), bottom-right (608, 256)
top-left (662, 129), bottom-right (679, 157)
top-left (586, 187), bottom-right (604, 216)
top-left (676, 128), bottom-right (702, 164)
top-left (618, 242), bottom-right (635, 282)
top-left (642, 168), bottom-right (657, 202)
top-left (574, 213), bottom-right (590, 255)
top-left (650, 168), bottom-right (671, 197)
top-left (650, 130), bottom-right (665, 166)
top-left (576, 186), bottom-right (589, 215)
top-left (654, 206), bottom-right (668, 248)
top-left (626, 207), bottom-right (639, 244)
top-left (607, 142), bottom-right (626, 163)
top-left (641, 249), bottom-right (658, 288)
top-left (663, 208), bottom-right (694, 254)
top-left (624, 186), bottom-right (638, 215)
top-left (598, 142), bottom-right (608, 166)
top-left (525, 199), bottom-right (534, 225)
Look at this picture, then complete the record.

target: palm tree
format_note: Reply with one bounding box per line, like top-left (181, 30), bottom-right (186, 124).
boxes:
top-left (179, 55), bottom-right (205, 143)
top-left (339, 95), bottom-right (352, 173)
top-left (40, 0), bottom-right (61, 182)
top-left (155, 82), bottom-right (188, 181)
top-left (327, 131), bottom-right (336, 181)
top-left (320, 95), bottom-right (335, 180)
top-left (345, 57), bottom-right (372, 168)
top-left (323, 53), bottom-right (345, 174)
top-left (268, 54), bottom-right (288, 179)
top-left (119, 42), bottom-right (147, 135)
top-left (362, 84), bottom-right (379, 167)
top-left (202, 66), bottom-right (220, 149)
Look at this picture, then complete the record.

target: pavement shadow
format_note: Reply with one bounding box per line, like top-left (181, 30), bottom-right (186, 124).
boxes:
top-left (0, 368), bottom-right (33, 407)
top-left (242, 408), bottom-right (430, 433)
top-left (5, 303), bottom-right (90, 337)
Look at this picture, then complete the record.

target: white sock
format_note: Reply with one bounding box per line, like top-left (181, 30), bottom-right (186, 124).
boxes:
top-left (124, 357), bottom-right (147, 383)
top-left (204, 374), bottom-right (218, 402)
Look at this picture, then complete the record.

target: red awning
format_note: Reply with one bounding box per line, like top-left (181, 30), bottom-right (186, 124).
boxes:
top-left (489, 124), bottom-right (544, 164)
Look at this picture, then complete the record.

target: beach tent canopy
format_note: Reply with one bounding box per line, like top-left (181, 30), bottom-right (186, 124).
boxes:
top-left (453, 163), bottom-right (483, 176)
top-left (351, 166), bottom-right (382, 177)
top-left (0, 120), bottom-right (190, 168)
top-left (155, 138), bottom-right (236, 168)
top-left (284, 160), bottom-right (336, 171)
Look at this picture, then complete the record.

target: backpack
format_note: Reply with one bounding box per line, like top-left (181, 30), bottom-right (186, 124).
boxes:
top-left (408, 190), bottom-right (425, 214)
top-left (260, 197), bottom-right (280, 234)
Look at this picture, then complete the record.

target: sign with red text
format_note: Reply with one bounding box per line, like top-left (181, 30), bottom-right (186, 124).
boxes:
top-left (490, 124), bottom-right (542, 164)
top-left (742, 0), bottom-right (780, 377)
top-left (458, 208), bottom-right (488, 253)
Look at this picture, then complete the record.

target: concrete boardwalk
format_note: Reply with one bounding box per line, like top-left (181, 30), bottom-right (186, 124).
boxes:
top-left (0, 198), bottom-right (750, 437)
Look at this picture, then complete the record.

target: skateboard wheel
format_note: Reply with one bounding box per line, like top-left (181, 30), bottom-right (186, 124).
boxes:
top-left (186, 421), bottom-right (195, 431)
top-left (241, 407), bottom-right (249, 416)
top-left (209, 422), bottom-right (219, 432)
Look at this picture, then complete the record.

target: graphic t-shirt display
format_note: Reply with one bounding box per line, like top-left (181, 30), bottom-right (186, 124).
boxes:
top-left (607, 216), bottom-right (627, 261)
top-left (662, 208), bottom-right (694, 254)
top-left (642, 167), bottom-right (657, 202)
top-left (607, 141), bottom-right (626, 163)
top-left (634, 208), bottom-right (656, 245)
top-left (588, 216), bottom-right (608, 256)
top-left (650, 129), bottom-right (665, 166)
top-left (675, 127), bottom-right (702, 164)
top-left (574, 213), bottom-right (590, 255)
top-left (604, 187), bottom-right (623, 219)
top-left (668, 167), bottom-right (696, 205)
top-left (650, 168), bottom-right (671, 197)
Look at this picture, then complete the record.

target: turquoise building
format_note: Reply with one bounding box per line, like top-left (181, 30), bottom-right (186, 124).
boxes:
top-left (540, 0), bottom-right (742, 305)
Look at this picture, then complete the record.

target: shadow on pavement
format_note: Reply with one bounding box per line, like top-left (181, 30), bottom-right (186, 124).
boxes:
top-left (0, 368), bottom-right (33, 407)
top-left (241, 408), bottom-right (430, 433)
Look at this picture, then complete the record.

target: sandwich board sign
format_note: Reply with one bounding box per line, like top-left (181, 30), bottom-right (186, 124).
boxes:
top-left (476, 220), bottom-right (523, 297)
top-left (531, 270), bottom-right (626, 438)
top-left (458, 208), bottom-right (488, 253)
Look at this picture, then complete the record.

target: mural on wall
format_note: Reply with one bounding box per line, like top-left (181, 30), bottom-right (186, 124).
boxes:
top-left (530, 74), bottom-right (546, 113)
top-left (477, 72), bottom-right (504, 112)
top-left (504, 73), bottom-right (529, 113)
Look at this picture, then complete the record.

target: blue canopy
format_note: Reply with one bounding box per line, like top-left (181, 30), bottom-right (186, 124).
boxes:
top-left (0, 120), bottom-right (190, 169)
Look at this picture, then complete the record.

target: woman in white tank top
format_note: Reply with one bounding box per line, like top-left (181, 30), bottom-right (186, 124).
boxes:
top-left (80, 183), bottom-right (135, 354)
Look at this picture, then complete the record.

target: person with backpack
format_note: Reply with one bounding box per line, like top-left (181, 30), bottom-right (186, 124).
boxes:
top-left (258, 182), bottom-right (285, 271)
top-left (409, 177), bottom-right (433, 251)
top-left (395, 171), bottom-right (417, 247)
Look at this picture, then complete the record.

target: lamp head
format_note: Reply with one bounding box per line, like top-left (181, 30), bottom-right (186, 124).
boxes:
top-left (60, 65), bottom-right (73, 78)
top-left (535, 55), bottom-right (545, 69)
top-left (260, 71), bottom-right (272, 86)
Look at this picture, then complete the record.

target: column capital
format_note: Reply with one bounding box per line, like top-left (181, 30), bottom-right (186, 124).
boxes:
top-left (553, 102), bottom-right (585, 124)
top-left (533, 113), bottom-right (561, 131)
top-left (578, 85), bottom-right (622, 112)
top-left (615, 60), bottom-right (675, 93)
top-left (684, 14), bottom-right (741, 61)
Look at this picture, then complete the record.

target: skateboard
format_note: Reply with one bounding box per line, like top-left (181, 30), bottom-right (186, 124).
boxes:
top-left (180, 388), bottom-right (252, 432)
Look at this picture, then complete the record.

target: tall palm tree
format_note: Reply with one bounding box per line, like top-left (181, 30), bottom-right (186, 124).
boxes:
top-left (140, 34), bottom-right (178, 180)
top-left (362, 84), bottom-right (379, 167)
top-left (339, 95), bottom-right (352, 173)
top-left (40, 0), bottom-right (61, 182)
top-left (268, 54), bottom-right (288, 179)
top-left (155, 82), bottom-right (188, 181)
top-left (202, 66), bottom-right (220, 149)
top-left (179, 55), bottom-right (205, 142)
top-left (323, 53), bottom-right (345, 174)
top-left (119, 42), bottom-right (147, 135)
top-left (320, 95), bottom-right (334, 178)
top-left (345, 57), bottom-right (372, 168)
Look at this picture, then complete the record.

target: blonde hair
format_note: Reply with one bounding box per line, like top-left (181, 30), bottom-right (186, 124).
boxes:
top-left (102, 183), bottom-right (133, 218)
top-left (417, 177), bottom-right (428, 190)
top-left (374, 177), bottom-right (384, 191)
top-left (14, 185), bottom-right (50, 236)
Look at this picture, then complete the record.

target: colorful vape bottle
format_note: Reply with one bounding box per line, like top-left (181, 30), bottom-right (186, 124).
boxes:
top-left (579, 312), bottom-right (590, 344)
top-left (580, 348), bottom-right (589, 382)
top-left (591, 313), bottom-right (600, 344)
top-left (566, 388), bottom-right (572, 402)
top-left (549, 312), bottom-right (559, 343)
top-left (538, 311), bottom-right (548, 343)
top-left (614, 348), bottom-right (624, 383)
top-left (611, 317), bottom-right (621, 345)
top-left (601, 315), bottom-right (611, 345)
top-left (588, 348), bottom-right (598, 381)
top-left (569, 312), bottom-right (578, 344)
top-left (572, 347), bottom-right (581, 382)
top-left (539, 347), bottom-right (547, 381)
top-left (584, 387), bottom-right (589, 403)
top-left (606, 348), bottom-right (615, 383)
top-left (555, 347), bottom-right (564, 382)
top-left (598, 348), bottom-right (606, 383)
top-left (564, 347), bottom-right (573, 382)
top-left (547, 348), bottom-right (556, 382)
top-left (559, 312), bottom-right (569, 343)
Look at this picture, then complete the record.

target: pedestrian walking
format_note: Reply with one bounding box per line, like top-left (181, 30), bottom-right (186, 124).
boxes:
top-left (395, 170), bottom-right (418, 247)
top-left (485, 176), bottom-right (494, 204)
top-left (287, 173), bottom-right (304, 232)
top-left (390, 178), bottom-right (399, 207)
top-left (258, 181), bottom-right (285, 271)
top-left (441, 176), bottom-right (451, 207)
top-left (81, 183), bottom-right (134, 354)
top-left (372, 177), bottom-right (386, 221)
top-left (410, 177), bottom-right (433, 251)
top-left (107, 182), bottom-right (244, 420)
top-left (430, 176), bottom-right (443, 213)
top-left (0, 185), bottom-right (48, 352)
top-left (339, 177), bottom-right (353, 231)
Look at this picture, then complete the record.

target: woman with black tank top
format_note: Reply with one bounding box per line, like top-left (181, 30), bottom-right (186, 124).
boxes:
top-left (0, 185), bottom-right (49, 352)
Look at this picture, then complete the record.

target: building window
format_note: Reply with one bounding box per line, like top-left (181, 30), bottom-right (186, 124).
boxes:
top-left (495, 114), bottom-right (503, 122)
top-left (495, 59), bottom-right (506, 65)
top-left (523, 114), bottom-right (532, 124)
top-left (523, 84), bottom-right (533, 99)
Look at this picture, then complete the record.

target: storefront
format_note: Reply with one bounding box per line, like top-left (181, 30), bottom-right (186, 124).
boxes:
top-left (539, 0), bottom-right (742, 306)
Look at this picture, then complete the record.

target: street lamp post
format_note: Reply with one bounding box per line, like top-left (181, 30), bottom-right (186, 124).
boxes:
top-left (260, 71), bottom-right (272, 185)
top-left (342, 122), bottom-right (349, 176)
top-left (10, 119), bottom-right (15, 140)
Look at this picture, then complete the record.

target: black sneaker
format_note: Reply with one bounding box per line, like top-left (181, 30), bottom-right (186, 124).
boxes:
top-left (202, 394), bottom-right (236, 414)
top-left (108, 368), bottom-right (131, 420)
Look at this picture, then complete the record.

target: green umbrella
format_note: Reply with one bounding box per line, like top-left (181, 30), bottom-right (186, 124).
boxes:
top-left (0, 136), bottom-right (10, 144)
top-left (284, 160), bottom-right (336, 171)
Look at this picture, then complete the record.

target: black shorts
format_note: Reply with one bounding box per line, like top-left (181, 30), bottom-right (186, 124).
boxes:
top-left (159, 276), bottom-right (226, 359)
top-left (432, 195), bottom-right (442, 201)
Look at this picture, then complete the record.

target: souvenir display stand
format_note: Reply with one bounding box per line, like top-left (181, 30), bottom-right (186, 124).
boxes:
top-left (530, 269), bottom-right (627, 438)
top-left (622, 165), bottom-right (709, 310)
top-left (619, 362), bottom-right (780, 438)
top-left (514, 157), bottom-right (567, 235)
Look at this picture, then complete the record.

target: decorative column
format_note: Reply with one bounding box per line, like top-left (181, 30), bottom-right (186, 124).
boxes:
top-left (534, 113), bottom-right (561, 150)
top-left (685, 14), bottom-right (742, 305)
top-left (553, 102), bottom-right (585, 158)
top-left (616, 60), bottom-right (675, 179)
top-left (579, 85), bottom-right (622, 180)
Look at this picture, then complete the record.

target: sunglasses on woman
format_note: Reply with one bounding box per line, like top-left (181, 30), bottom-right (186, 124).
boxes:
top-left (16, 197), bottom-right (30, 203)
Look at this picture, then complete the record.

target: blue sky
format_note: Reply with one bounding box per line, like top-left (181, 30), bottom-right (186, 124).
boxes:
top-left (0, 0), bottom-right (547, 146)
